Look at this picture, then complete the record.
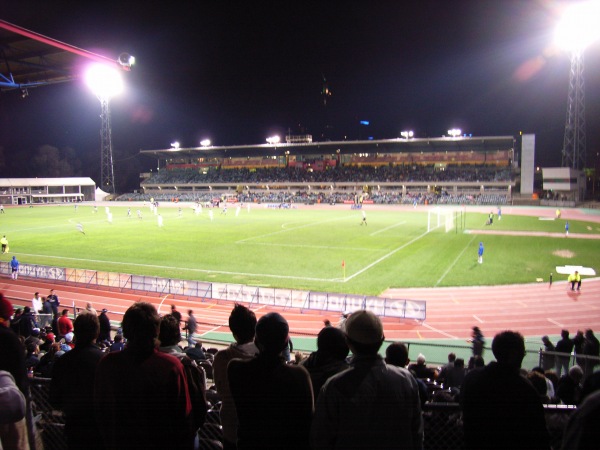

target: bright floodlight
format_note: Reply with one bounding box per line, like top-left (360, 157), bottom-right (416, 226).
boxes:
top-left (266, 135), bottom-right (280, 145)
top-left (401, 130), bottom-right (414, 139)
top-left (555, 1), bottom-right (600, 52)
top-left (448, 129), bottom-right (461, 138)
top-left (200, 139), bottom-right (211, 147)
top-left (171, 141), bottom-right (180, 149)
top-left (85, 63), bottom-right (123, 99)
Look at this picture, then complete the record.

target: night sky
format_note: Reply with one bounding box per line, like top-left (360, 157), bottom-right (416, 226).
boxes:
top-left (1, 1), bottom-right (599, 192)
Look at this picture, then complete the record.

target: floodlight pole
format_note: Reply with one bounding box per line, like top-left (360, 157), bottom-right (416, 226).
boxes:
top-left (561, 50), bottom-right (586, 170)
top-left (98, 95), bottom-right (116, 194)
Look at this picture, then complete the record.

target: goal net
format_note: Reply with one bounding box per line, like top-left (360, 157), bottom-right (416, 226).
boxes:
top-left (427, 207), bottom-right (456, 233)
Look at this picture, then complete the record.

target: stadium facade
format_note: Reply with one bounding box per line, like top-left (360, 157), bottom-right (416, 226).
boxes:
top-left (137, 134), bottom-right (529, 205)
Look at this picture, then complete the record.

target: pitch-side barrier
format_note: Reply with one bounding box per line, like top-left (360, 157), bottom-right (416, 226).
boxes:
top-left (1, 262), bottom-right (426, 321)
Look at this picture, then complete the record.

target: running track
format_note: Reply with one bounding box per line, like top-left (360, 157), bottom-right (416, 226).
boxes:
top-left (3, 205), bottom-right (600, 343)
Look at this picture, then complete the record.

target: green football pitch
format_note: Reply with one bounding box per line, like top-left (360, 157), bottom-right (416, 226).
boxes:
top-left (2, 204), bottom-right (599, 296)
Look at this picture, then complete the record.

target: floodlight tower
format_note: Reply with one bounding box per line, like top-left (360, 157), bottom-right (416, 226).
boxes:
top-left (85, 64), bottom-right (124, 194)
top-left (556, 1), bottom-right (600, 170)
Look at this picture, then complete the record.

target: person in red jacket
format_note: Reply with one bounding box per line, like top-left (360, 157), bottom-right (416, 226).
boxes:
top-left (57, 309), bottom-right (74, 338)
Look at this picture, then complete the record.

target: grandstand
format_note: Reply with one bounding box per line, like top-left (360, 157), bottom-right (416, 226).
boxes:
top-left (132, 135), bottom-right (517, 206)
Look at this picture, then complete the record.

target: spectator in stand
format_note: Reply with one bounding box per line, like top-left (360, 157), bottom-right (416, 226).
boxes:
top-left (229, 312), bottom-right (313, 450)
top-left (18, 306), bottom-right (37, 338)
top-left (531, 366), bottom-right (556, 401)
top-left (443, 358), bottom-right (466, 392)
top-left (213, 303), bottom-right (259, 450)
top-left (582, 329), bottom-right (600, 378)
top-left (385, 341), bottom-right (429, 407)
top-left (561, 390), bottom-right (600, 450)
top-left (158, 314), bottom-right (207, 431)
top-left (109, 334), bottom-right (124, 352)
top-left (557, 365), bottom-right (584, 406)
top-left (83, 303), bottom-right (97, 316)
top-left (555, 329), bottom-right (574, 377)
top-left (94, 302), bottom-right (193, 450)
top-left (461, 330), bottom-right (550, 450)
top-left (0, 370), bottom-right (28, 450)
top-left (184, 342), bottom-right (206, 362)
top-left (98, 309), bottom-right (111, 343)
top-left (39, 331), bottom-right (55, 353)
top-left (0, 295), bottom-right (28, 394)
top-left (57, 309), bottom-right (74, 339)
top-left (541, 336), bottom-right (556, 372)
top-left (24, 342), bottom-right (40, 371)
top-left (300, 326), bottom-right (349, 402)
top-left (408, 353), bottom-right (438, 380)
top-left (311, 310), bottom-right (423, 450)
top-left (51, 313), bottom-right (104, 450)
top-left (36, 343), bottom-right (61, 378)
top-left (437, 352), bottom-right (456, 384)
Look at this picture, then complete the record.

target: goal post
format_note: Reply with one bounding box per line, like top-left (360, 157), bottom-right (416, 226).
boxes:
top-left (427, 207), bottom-right (457, 233)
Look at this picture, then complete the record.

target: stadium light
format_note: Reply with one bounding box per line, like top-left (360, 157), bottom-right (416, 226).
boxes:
top-left (85, 63), bottom-right (124, 194)
top-left (448, 129), bottom-right (461, 138)
top-left (200, 139), bottom-right (211, 147)
top-left (266, 135), bottom-right (280, 145)
top-left (171, 141), bottom-right (180, 149)
top-left (401, 130), bottom-right (414, 139)
top-left (555, 1), bottom-right (600, 53)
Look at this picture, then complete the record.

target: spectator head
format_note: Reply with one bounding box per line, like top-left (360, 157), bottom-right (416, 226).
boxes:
top-left (23, 306), bottom-right (31, 314)
top-left (541, 336), bottom-right (551, 345)
top-left (73, 311), bottom-right (100, 345)
top-left (344, 310), bottom-right (385, 355)
top-left (527, 371), bottom-right (548, 399)
top-left (385, 342), bottom-right (409, 367)
top-left (122, 302), bottom-right (160, 353)
top-left (455, 358), bottom-right (465, 369)
top-left (114, 334), bottom-right (123, 342)
top-left (64, 332), bottom-right (74, 343)
top-left (159, 314), bottom-right (182, 347)
top-left (568, 365), bottom-right (584, 383)
top-left (0, 294), bottom-right (14, 326)
top-left (416, 353), bottom-right (426, 365)
top-left (316, 326), bottom-right (349, 361)
top-left (585, 329), bottom-right (595, 340)
top-left (61, 309), bottom-right (69, 316)
top-left (26, 342), bottom-right (38, 355)
top-left (171, 304), bottom-right (177, 311)
top-left (448, 352), bottom-right (456, 363)
top-left (492, 331), bottom-right (526, 370)
top-left (102, 309), bottom-right (108, 314)
top-left (561, 329), bottom-right (569, 339)
top-left (229, 303), bottom-right (257, 345)
top-left (46, 333), bottom-right (55, 342)
top-left (187, 310), bottom-right (193, 316)
top-left (255, 312), bottom-right (289, 356)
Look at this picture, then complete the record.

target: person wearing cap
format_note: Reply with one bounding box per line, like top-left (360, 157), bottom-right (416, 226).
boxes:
top-left (228, 312), bottom-right (313, 449)
top-left (51, 311), bottom-right (105, 449)
top-left (311, 310), bottom-right (423, 449)
top-left (98, 309), bottom-right (111, 343)
top-left (0, 294), bottom-right (28, 394)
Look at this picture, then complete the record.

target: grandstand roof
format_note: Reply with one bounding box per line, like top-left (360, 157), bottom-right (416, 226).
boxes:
top-left (0, 19), bottom-right (124, 92)
top-left (140, 135), bottom-right (515, 159)
top-left (0, 177), bottom-right (95, 187)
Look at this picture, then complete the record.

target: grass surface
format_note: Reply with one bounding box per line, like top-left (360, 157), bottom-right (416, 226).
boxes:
top-left (2, 204), bottom-right (599, 296)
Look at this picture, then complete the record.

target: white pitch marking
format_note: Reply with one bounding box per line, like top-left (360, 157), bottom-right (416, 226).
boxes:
top-left (369, 221), bottom-right (406, 236)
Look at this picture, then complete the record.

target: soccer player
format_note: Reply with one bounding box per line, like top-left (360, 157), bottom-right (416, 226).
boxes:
top-left (360, 210), bottom-right (367, 226)
top-left (157, 214), bottom-right (163, 227)
top-left (127, 208), bottom-right (131, 218)
top-left (221, 204), bottom-right (228, 215)
top-left (76, 223), bottom-right (85, 235)
top-left (137, 209), bottom-right (142, 219)
top-left (565, 221), bottom-right (569, 237)
top-left (478, 242), bottom-right (484, 264)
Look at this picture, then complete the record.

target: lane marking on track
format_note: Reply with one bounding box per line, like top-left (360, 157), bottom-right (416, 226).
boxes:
top-left (157, 294), bottom-right (170, 315)
top-left (547, 318), bottom-right (564, 327)
top-left (421, 322), bottom-right (460, 339)
top-left (473, 315), bottom-right (484, 323)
